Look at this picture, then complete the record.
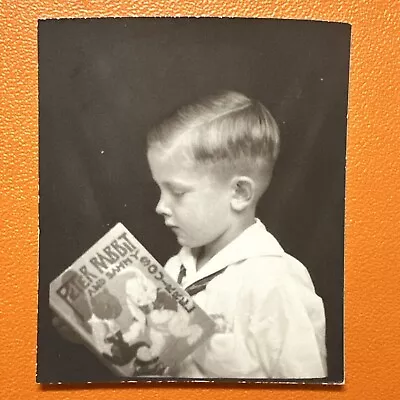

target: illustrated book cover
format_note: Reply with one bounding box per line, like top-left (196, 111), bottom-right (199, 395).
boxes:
top-left (49, 223), bottom-right (216, 377)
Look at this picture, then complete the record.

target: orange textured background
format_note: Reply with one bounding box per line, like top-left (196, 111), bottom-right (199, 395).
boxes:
top-left (1, 0), bottom-right (399, 399)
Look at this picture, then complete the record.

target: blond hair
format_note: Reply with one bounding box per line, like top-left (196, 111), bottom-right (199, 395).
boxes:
top-left (147, 91), bottom-right (280, 195)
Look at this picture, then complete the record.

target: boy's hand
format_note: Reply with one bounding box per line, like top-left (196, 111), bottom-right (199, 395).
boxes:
top-left (52, 315), bottom-right (84, 344)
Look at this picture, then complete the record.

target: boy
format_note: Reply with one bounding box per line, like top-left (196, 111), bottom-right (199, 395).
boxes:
top-left (146, 90), bottom-right (327, 379)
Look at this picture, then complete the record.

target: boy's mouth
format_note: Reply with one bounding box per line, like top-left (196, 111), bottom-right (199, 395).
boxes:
top-left (165, 223), bottom-right (180, 233)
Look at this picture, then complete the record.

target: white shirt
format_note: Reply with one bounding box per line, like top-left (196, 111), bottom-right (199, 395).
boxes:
top-left (164, 219), bottom-right (327, 379)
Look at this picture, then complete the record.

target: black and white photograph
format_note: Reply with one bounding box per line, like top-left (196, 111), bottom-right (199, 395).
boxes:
top-left (37, 17), bottom-right (350, 384)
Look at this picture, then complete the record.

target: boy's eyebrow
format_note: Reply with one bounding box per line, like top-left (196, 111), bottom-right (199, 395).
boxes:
top-left (152, 178), bottom-right (194, 191)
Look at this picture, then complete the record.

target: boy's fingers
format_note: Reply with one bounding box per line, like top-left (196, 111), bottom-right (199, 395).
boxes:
top-left (59, 326), bottom-right (83, 344)
top-left (52, 316), bottom-right (63, 328)
top-left (52, 316), bottom-right (83, 344)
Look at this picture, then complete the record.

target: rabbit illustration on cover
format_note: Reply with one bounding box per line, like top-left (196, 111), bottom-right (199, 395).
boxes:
top-left (85, 268), bottom-right (204, 375)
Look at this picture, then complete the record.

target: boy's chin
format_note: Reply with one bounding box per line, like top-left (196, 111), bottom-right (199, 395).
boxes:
top-left (176, 237), bottom-right (205, 251)
top-left (171, 229), bottom-right (204, 248)
top-left (175, 235), bottom-right (187, 246)
top-left (174, 233), bottom-right (194, 248)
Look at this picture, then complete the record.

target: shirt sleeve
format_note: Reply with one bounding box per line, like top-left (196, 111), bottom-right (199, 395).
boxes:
top-left (247, 280), bottom-right (327, 379)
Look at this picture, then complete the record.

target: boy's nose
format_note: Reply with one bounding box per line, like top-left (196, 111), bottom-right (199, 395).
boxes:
top-left (155, 196), bottom-right (171, 216)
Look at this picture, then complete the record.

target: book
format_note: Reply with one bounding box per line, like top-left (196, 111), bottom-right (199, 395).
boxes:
top-left (49, 223), bottom-right (216, 378)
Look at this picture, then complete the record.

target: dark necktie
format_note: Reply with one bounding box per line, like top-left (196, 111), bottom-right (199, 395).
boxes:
top-left (184, 267), bottom-right (228, 297)
top-left (177, 264), bottom-right (187, 285)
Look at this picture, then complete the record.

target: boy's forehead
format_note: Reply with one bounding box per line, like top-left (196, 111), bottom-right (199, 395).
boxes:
top-left (147, 141), bottom-right (195, 167)
top-left (147, 144), bottom-right (221, 185)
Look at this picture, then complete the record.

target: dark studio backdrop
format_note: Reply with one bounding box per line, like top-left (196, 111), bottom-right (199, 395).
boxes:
top-left (37, 18), bottom-right (350, 384)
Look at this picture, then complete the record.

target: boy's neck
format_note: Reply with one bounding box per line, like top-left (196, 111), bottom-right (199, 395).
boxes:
top-left (195, 213), bottom-right (256, 271)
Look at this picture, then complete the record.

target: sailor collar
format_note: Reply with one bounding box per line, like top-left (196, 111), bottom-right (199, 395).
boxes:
top-left (176, 218), bottom-right (285, 290)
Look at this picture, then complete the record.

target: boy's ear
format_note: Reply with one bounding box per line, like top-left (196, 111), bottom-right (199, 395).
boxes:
top-left (230, 176), bottom-right (255, 212)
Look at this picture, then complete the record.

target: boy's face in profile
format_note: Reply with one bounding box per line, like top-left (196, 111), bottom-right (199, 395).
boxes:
top-left (147, 143), bottom-right (234, 251)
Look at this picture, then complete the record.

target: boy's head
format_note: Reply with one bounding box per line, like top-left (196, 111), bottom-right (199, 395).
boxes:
top-left (147, 91), bottom-right (280, 195)
top-left (147, 91), bottom-right (280, 253)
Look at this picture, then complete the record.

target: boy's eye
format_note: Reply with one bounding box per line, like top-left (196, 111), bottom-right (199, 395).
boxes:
top-left (171, 190), bottom-right (186, 197)
top-left (169, 187), bottom-right (186, 197)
